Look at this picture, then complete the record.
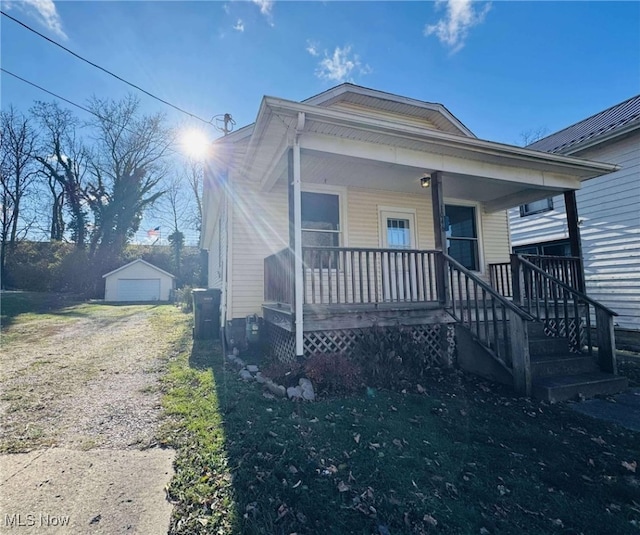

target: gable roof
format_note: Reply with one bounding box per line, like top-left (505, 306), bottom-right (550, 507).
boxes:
top-left (102, 259), bottom-right (175, 279)
top-left (528, 94), bottom-right (640, 154)
top-left (303, 83), bottom-right (476, 138)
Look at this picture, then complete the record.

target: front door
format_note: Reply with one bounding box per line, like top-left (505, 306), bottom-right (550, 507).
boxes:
top-left (379, 209), bottom-right (417, 301)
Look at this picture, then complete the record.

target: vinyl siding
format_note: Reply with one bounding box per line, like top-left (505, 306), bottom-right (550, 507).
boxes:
top-left (346, 187), bottom-right (435, 249)
top-left (481, 210), bottom-right (511, 268)
top-left (229, 174), bottom-right (289, 318)
top-left (509, 132), bottom-right (640, 330)
top-left (327, 102), bottom-right (439, 131)
top-left (228, 182), bottom-right (512, 319)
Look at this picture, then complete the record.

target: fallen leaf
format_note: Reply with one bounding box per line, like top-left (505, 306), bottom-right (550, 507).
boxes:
top-left (354, 433), bottom-right (361, 444)
top-left (622, 461), bottom-right (637, 473)
top-left (338, 481), bottom-right (350, 492)
top-left (424, 514), bottom-right (438, 527)
top-left (591, 436), bottom-right (606, 446)
top-left (417, 384), bottom-right (426, 394)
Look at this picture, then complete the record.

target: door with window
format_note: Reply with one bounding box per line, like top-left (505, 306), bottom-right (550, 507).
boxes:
top-left (379, 209), bottom-right (417, 301)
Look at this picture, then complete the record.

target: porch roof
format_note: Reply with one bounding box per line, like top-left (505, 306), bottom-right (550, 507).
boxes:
top-left (235, 92), bottom-right (619, 212)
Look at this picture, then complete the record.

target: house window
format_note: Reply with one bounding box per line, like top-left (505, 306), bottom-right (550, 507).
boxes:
top-left (520, 198), bottom-right (554, 217)
top-left (301, 192), bottom-right (340, 247)
top-left (513, 239), bottom-right (571, 257)
top-left (445, 204), bottom-right (479, 271)
top-left (386, 218), bottom-right (412, 249)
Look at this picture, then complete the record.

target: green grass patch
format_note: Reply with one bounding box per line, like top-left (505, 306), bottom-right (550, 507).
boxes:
top-left (161, 341), bottom-right (640, 534)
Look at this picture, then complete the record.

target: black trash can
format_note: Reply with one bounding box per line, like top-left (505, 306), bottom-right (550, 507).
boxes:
top-left (192, 288), bottom-right (221, 340)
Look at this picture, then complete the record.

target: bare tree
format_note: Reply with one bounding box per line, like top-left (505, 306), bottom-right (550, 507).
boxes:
top-left (85, 95), bottom-right (174, 261)
top-left (31, 101), bottom-right (89, 245)
top-left (184, 158), bottom-right (203, 236)
top-left (519, 127), bottom-right (549, 147)
top-left (0, 107), bottom-right (39, 286)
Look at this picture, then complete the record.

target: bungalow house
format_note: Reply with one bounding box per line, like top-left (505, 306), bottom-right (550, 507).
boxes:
top-left (508, 95), bottom-right (640, 350)
top-left (201, 84), bottom-right (627, 401)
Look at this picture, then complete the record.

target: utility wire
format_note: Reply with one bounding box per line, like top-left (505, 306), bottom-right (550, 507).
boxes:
top-left (1, 10), bottom-right (214, 125)
top-left (2, 68), bottom-right (137, 135)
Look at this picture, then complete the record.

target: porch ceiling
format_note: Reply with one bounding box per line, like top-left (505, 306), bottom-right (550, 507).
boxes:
top-left (241, 96), bottom-right (618, 212)
top-left (298, 150), bottom-right (568, 210)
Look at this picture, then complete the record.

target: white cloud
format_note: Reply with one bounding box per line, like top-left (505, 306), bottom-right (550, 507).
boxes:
top-left (233, 19), bottom-right (245, 32)
top-left (252, 0), bottom-right (274, 26)
top-left (306, 40), bottom-right (319, 57)
top-left (315, 46), bottom-right (371, 83)
top-left (6, 0), bottom-right (67, 40)
top-left (425, 0), bottom-right (491, 53)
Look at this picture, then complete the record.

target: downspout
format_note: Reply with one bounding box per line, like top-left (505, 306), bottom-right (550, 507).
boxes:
top-left (293, 112), bottom-right (305, 358)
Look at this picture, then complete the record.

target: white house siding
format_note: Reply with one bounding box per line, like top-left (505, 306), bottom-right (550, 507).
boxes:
top-left (229, 174), bottom-right (289, 319)
top-left (481, 210), bottom-right (512, 269)
top-left (509, 132), bottom-right (640, 330)
top-left (346, 187), bottom-right (435, 249)
top-left (327, 102), bottom-right (440, 131)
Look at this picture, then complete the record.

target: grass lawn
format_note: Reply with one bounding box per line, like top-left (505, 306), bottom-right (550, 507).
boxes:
top-left (161, 340), bottom-right (640, 534)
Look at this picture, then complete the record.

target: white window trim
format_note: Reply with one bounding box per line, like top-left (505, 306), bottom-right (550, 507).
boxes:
top-left (301, 184), bottom-right (348, 247)
top-left (377, 206), bottom-right (418, 249)
top-left (444, 199), bottom-right (484, 274)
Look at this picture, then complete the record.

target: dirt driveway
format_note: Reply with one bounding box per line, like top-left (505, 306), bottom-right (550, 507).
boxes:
top-left (0, 298), bottom-right (189, 533)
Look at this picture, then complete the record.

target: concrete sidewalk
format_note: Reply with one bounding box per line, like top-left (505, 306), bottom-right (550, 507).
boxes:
top-left (0, 448), bottom-right (174, 534)
top-left (570, 387), bottom-right (640, 432)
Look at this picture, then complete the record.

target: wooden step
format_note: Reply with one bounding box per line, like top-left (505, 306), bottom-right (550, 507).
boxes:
top-left (531, 354), bottom-right (599, 378)
top-left (532, 373), bottom-right (628, 403)
top-left (528, 337), bottom-right (571, 357)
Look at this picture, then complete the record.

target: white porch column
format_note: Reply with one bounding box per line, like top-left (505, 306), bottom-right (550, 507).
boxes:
top-left (293, 136), bottom-right (304, 358)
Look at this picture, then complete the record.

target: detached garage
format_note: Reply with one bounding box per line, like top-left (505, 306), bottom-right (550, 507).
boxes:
top-left (103, 259), bottom-right (175, 302)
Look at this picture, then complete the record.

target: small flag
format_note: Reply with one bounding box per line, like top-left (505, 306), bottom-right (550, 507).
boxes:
top-left (147, 226), bottom-right (160, 237)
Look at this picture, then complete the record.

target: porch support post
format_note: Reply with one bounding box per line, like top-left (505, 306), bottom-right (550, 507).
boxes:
top-left (292, 137), bottom-right (304, 358)
top-left (508, 309), bottom-right (531, 396)
top-left (564, 190), bottom-right (585, 293)
top-left (431, 171), bottom-right (449, 305)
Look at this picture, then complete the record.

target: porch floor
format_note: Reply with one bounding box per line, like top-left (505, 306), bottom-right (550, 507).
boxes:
top-left (263, 300), bottom-right (453, 332)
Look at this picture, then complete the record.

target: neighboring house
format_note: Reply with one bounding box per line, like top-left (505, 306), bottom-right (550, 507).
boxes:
top-left (509, 95), bottom-right (640, 344)
top-left (201, 83), bottom-right (626, 400)
top-left (103, 259), bottom-right (175, 302)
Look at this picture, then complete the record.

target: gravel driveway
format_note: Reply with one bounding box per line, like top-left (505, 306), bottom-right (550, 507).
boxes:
top-left (0, 300), bottom-right (188, 533)
top-left (0, 303), bottom-right (184, 452)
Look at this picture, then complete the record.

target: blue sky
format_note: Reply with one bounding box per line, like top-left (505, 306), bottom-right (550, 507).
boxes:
top-left (2, 1), bottom-right (639, 145)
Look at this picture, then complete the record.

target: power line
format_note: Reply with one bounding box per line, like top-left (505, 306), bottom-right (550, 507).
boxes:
top-left (1, 10), bottom-right (214, 125)
top-left (1, 68), bottom-right (137, 135)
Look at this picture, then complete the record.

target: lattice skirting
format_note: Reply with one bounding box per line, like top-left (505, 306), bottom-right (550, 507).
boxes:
top-left (304, 324), bottom-right (456, 365)
top-left (266, 322), bottom-right (457, 365)
top-left (543, 318), bottom-right (585, 352)
top-left (265, 323), bottom-right (296, 363)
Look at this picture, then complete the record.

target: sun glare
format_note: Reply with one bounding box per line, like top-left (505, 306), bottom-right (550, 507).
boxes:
top-left (181, 128), bottom-right (210, 159)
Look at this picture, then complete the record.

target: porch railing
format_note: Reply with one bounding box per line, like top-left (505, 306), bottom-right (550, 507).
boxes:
top-left (443, 253), bottom-right (535, 394)
top-left (264, 248), bottom-right (293, 305)
top-left (302, 247), bottom-right (440, 305)
top-left (512, 255), bottom-right (618, 373)
top-left (264, 247), bottom-right (440, 306)
top-left (489, 254), bottom-right (583, 298)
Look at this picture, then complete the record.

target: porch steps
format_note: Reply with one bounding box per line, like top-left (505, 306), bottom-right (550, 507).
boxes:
top-left (527, 322), bottom-right (628, 402)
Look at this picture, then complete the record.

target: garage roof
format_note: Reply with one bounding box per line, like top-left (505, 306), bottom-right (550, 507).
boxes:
top-left (102, 259), bottom-right (175, 279)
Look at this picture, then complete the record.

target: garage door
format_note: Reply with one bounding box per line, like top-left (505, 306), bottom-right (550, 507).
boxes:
top-left (116, 279), bottom-right (161, 301)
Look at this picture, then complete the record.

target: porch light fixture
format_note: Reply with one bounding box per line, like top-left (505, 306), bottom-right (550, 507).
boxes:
top-left (420, 175), bottom-right (431, 188)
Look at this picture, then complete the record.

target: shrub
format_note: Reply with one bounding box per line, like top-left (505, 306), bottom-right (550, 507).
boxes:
top-left (304, 353), bottom-right (363, 395)
top-left (353, 325), bottom-right (440, 389)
